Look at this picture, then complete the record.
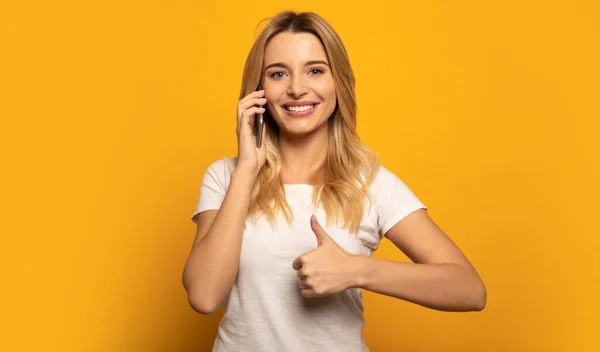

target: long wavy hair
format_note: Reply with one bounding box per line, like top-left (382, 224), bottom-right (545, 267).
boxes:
top-left (240, 10), bottom-right (380, 234)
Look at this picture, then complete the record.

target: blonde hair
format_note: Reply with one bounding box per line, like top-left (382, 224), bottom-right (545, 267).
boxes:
top-left (239, 10), bottom-right (380, 234)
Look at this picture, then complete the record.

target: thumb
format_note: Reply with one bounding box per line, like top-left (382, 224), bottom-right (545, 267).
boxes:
top-left (310, 215), bottom-right (332, 246)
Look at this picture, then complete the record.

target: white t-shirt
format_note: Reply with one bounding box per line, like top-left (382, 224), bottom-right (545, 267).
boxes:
top-left (190, 156), bottom-right (427, 352)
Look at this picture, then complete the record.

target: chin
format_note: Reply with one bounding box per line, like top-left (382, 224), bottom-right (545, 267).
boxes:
top-left (279, 118), bottom-right (324, 136)
top-left (279, 124), bottom-right (315, 136)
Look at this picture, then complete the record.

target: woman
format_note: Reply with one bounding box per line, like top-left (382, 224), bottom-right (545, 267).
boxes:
top-left (183, 10), bottom-right (486, 352)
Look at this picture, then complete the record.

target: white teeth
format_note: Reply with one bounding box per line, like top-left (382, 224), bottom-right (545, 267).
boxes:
top-left (286, 105), bottom-right (315, 112)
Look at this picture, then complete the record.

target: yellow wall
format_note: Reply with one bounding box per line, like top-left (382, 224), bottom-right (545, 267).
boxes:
top-left (2, 0), bottom-right (598, 351)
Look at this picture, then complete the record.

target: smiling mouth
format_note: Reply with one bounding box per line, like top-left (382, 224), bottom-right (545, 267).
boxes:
top-left (285, 104), bottom-right (317, 112)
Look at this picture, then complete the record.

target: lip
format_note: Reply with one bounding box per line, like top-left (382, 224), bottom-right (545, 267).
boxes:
top-left (282, 103), bottom-right (319, 118)
top-left (283, 100), bottom-right (320, 107)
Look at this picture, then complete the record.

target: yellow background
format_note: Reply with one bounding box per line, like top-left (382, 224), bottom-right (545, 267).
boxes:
top-left (2, 0), bottom-right (599, 351)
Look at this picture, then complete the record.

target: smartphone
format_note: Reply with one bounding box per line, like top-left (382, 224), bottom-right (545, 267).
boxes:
top-left (254, 83), bottom-right (265, 148)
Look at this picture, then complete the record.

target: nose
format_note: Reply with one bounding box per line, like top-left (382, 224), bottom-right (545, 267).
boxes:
top-left (286, 75), bottom-right (308, 98)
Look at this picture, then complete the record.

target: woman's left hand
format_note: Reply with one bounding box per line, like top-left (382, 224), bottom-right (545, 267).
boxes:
top-left (292, 215), bottom-right (360, 298)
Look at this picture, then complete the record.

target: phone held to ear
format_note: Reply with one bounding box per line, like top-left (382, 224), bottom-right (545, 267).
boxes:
top-left (254, 83), bottom-right (265, 148)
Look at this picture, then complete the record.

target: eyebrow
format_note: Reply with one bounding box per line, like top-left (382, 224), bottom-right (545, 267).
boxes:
top-left (263, 60), bottom-right (330, 71)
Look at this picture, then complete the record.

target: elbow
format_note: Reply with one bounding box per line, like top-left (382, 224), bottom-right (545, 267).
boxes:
top-left (459, 265), bottom-right (486, 312)
top-left (470, 278), bottom-right (487, 311)
top-left (182, 271), bottom-right (218, 314)
top-left (187, 291), bottom-right (219, 315)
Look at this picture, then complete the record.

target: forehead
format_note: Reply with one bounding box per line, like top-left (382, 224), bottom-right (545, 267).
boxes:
top-left (264, 31), bottom-right (327, 64)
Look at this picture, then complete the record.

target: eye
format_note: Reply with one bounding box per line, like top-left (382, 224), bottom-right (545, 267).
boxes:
top-left (309, 69), bottom-right (324, 75)
top-left (269, 72), bottom-right (286, 80)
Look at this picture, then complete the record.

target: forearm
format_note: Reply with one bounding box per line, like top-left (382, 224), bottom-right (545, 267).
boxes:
top-left (352, 256), bottom-right (486, 312)
top-left (183, 168), bottom-right (256, 312)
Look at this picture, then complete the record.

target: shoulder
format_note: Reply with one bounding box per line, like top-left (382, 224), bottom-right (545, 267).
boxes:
top-left (369, 164), bottom-right (422, 202)
top-left (368, 164), bottom-right (427, 234)
top-left (370, 164), bottom-right (402, 190)
top-left (203, 156), bottom-right (237, 186)
top-left (206, 156), bottom-right (236, 174)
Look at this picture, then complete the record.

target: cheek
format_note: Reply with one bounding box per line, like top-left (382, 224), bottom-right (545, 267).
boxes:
top-left (321, 99), bottom-right (336, 119)
top-left (315, 80), bottom-right (336, 103)
top-left (266, 102), bottom-right (284, 124)
top-left (267, 98), bottom-right (283, 115)
top-left (264, 93), bottom-right (278, 112)
top-left (320, 85), bottom-right (337, 111)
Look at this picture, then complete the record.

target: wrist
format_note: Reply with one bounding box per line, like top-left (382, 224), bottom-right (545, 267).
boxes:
top-left (348, 255), bottom-right (372, 289)
top-left (231, 168), bottom-right (258, 192)
top-left (232, 167), bottom-right (258, 182)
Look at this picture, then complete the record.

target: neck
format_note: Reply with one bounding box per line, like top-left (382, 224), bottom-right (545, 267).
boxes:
top-left (278, 123), bottom-right (328, 184)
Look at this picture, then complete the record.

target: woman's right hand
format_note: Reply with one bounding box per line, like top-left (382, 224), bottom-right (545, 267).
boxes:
top-left (236, 89), bottom-right (267, 178)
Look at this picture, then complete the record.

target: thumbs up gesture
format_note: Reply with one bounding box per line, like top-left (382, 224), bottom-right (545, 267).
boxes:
top-left (292, 215), bottom-right (358, 298)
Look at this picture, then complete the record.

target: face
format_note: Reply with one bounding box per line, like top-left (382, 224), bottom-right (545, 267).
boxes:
top-left (262, 31), bottom-right (337, 137)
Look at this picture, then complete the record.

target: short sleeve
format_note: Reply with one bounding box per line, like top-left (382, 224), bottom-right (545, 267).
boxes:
top-left (190, 157), bottom-right (231, 225)
top-left (374, 165), bottom-right (427, 236)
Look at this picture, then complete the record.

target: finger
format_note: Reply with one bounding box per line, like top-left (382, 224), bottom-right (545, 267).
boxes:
top-left (298, 279), bottom-right (309, 289)
top-left (240, 89), bottom-right (265, 102)
top-left (296, 268), bottom-right (307, 279)
top-left (241, 106), bottom-right (266, 121)
top-left (239, 90), bottom-right (265, 105)
top-left (301, 289), bottom-right (318, 299)
top-left (239, 96), bottom-right (268, 112)
top-left (238, 107), bottom-right (265, 135)
top-left (245, 107), bottom-right (266, 133)
top-left (237, 108), bottom-right (249, 137)
top-left (292, 256), bottom-right (304, 270)
top-left (310, 215), bottom-right (332, 246)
